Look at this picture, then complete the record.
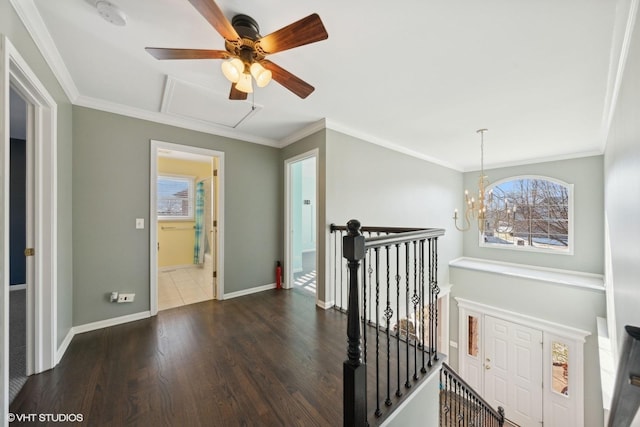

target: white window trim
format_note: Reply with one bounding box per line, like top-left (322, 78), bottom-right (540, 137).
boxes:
top-left (479, 174), bottom-right (574, 255)
top-left (157, 173), bottom-right (196, 221)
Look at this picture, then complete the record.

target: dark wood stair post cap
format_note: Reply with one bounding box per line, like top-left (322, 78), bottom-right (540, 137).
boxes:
top-left (343, 219), bottom-right (365, 261)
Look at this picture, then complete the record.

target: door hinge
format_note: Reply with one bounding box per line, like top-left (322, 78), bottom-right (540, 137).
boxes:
top-left (213, 169), bottom-right (218, 177)
top-left (213, 271), bottom-right (217, 278)
top-left (213, 220), bottom-right (217, 227)
top-left (24, 248), bottom-right (35, 257)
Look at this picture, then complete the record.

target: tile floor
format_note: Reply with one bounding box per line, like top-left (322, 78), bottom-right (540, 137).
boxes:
top-left (158, 266), bottom-right (214, 311)
top-left (293, 270), bottom-right (316, 295)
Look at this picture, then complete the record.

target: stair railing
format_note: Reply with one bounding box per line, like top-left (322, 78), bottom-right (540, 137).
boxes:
top-left (338, 219), bottom-right (445, 426)
top-left (440, 362), bottom-right (505, 427)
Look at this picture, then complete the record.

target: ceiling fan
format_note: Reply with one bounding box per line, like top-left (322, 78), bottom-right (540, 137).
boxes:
top-left (145, 0), bottom-right (328, 100)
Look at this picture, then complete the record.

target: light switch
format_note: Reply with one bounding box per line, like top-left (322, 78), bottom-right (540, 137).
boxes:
top-left (136, 218), bottom-right (144, 229)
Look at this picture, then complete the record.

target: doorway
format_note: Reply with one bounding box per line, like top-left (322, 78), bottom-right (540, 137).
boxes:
top-left (150, 140), bottom-right (224, 314)
top-left (8, 87), bottom-right (28, 403)
top-left (458, 299), bottom-right (588, 427)
top-left (1, 35), bottom-right (58, 420)
top-left (285, 150), bottom-right (318, 298)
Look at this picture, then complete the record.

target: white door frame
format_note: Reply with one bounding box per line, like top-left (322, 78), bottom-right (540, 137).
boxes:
top-left (284, 149), bottom-right (319, 302)
top-left (149, 140), bottom-right (225, 314)
top-left (1, 35), bottom-right (58, 423)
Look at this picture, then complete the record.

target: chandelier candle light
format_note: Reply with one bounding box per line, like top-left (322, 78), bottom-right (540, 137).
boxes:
top-left (453, 129), bottom-right (492, 233)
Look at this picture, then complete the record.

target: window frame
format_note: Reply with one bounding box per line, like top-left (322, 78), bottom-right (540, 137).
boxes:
top-left (479, 175), bottom-right (574, 255)
top-left (157, 174), bottom-right (196, 221)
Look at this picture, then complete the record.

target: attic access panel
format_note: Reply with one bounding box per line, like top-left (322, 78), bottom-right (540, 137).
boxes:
top-left (161, 76), bottom-right (260, 128)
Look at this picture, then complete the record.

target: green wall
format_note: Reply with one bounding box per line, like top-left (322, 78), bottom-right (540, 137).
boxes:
top-left (0, 0), bottom-right (74, 348)
top-left (72, 106), bottom-right (280, 325)
top-left (462, 155), bottom-right (604, 274)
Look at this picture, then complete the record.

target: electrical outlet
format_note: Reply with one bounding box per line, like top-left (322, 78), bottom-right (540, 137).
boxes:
top-left (117, 293), bottom-right (135, 303)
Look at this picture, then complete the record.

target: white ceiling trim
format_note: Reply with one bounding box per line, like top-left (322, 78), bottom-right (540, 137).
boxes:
top-left (325, 119), bottom-right (462, 172)
top-left (466, 149), bottom-right (605, 174)
top-left (278, 118), bottom-right (326, 148)
top-left (9, 0), bottom-right (79, 103)
top-left (600, 0), bottom-right (639, 151)
top-left (75, 94), bottom-right (280, 147)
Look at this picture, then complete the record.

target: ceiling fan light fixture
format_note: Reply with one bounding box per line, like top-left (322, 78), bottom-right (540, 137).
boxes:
top-left (250, 62), bottom-right (272, 88)
top-left (235, 72), bottom-right (253, 93)
top-left (221, 58), bottom-right (244, 83)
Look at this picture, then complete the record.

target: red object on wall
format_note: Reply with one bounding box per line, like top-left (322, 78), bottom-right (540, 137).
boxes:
top-left (276, 261), bottom-right (282, 289)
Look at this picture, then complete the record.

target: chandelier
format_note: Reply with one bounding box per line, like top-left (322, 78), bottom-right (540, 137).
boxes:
top-left (453, 129), bottom-right (490, 233)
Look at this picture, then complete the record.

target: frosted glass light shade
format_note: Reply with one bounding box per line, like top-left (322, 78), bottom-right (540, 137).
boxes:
top-left (250, 62), bottom-right (272, 88)
top-left (221, 58), bottom-right (243, 83)
top-left (235, 72), bottom-right (253, 93)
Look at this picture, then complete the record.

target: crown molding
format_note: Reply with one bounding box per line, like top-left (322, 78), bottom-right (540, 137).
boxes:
top-left (9, 0), bottom-right (80, 103)
top-left (74, 95), bottom-right (280, 147)
top-left (464, 149), bottom-right (604, 173)
top-left (600, 0), bottom-right (639, 150)
top-left (325, 119), bottom-right (463, 171)
top-left (277, 118), bottom-right (327, 148)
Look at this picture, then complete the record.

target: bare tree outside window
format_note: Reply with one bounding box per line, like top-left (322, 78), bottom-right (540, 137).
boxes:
top-left (481, 177), bottom-right (571, 252)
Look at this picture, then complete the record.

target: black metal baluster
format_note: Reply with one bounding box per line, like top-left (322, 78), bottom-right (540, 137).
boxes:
top-left (340, 230), bottom-right (344, 310)
top-left (412, 240), bottom-right (419, 381)
top-left (395, 244), bottom-right (402, 398)
top-left (384, 245), bottom-right (392, 407)
top-left (333, 231), bottom-right (342, 307)
top-left (374, 248), bottom-right (382, 417)
top-left (433, 237), bottom-right (440, 361)
top-left (404, 241), bottom-right (411, 389)
top-left (428, 237), bottom-right (434, 368)
top-left (420, 239), bottom-right (427, 374)
top-left (362, 253), bottom-right (368, 423)
top-left (367, 232), bottom-right (373, 325)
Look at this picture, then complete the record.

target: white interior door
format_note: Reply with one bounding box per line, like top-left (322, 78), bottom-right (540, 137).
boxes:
top-left (484, 315), bottom-right (543, 427)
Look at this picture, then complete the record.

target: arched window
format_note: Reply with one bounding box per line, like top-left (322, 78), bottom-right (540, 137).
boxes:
top-left (480, 176), bottom-right (573, 254)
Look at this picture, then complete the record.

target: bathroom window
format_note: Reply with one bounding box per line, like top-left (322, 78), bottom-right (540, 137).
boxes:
top-left (157, 175), bottom-right (194, 220)
top-left (480, 176), bottom-right (573, 254)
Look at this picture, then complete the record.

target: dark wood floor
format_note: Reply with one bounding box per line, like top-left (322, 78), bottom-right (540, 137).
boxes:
top-left (10, 289), bottom-right (347, 426)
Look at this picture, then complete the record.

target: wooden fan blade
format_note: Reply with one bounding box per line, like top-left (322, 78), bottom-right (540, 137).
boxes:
top-left (187, 0), bottom-right (240, 42)
top-left (145, 48), bottom-right (229, 60)
top-left (261, 60), bottom-right (315, 99)
top-left (257, 14), bottom-right (328, 54)
top-left (229, 83), bottom-right (248, 100)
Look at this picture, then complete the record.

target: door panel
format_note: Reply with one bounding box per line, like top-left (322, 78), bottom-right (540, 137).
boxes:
top-left (485, 315), bottom-right (543, 427)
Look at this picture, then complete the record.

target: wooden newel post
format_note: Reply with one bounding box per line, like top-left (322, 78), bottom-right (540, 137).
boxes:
top-left (343, 219), bottom-right (367, 427)
top-left (498, 406), bottom-right (505, 426)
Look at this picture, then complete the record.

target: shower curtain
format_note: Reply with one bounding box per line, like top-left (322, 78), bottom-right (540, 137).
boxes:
top-left (193, 181), bottom-right (206, 264)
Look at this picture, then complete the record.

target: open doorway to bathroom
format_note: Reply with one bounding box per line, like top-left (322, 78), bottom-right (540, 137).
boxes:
top-left (285, 150), bottom-right (318, 298)
top-left (150, 141), bottom-right (224, 314)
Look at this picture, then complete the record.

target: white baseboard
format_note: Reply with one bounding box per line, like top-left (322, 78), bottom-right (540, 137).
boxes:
top-left (56, 328), bottom-right (74, 364)
top-left (223, 283), bottom-right (277, 300)
top-left (54, 311), bottom-right (151, 364)
top-left (73, 311), bottom-right (151, 335)
top-left (316, 299), bottom-right (334, 310)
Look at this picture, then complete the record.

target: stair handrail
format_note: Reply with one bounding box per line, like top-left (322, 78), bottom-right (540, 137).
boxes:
top-left (441, 362), bottom-right (505, 424)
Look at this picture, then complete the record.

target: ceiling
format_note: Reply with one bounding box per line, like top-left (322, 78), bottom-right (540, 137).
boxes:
top-left (13, 0), bottom-right (633, 171)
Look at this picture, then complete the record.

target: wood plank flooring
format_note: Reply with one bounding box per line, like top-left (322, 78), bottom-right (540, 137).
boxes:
top-left (10, 290), bottom-right (347, 426)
